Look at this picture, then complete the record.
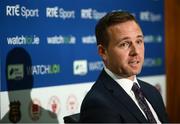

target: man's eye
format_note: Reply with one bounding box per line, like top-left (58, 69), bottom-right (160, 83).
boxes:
top-left (119, 42), bottom-right (130, 48)
top-left (136, 39), bottom-right (143, 45)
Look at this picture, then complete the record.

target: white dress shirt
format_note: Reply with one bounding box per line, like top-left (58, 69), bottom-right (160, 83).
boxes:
top-left (104, 66), bottom-right (161, 123)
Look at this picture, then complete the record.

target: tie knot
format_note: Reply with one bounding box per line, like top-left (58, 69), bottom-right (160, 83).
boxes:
top-left (132, 83), bottom-right (145, 101)
top-left (132, 83), bottom-right (140, 92)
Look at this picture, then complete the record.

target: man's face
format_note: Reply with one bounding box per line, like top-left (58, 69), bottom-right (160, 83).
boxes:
top-left (98, 21), bottom-right (144, 80)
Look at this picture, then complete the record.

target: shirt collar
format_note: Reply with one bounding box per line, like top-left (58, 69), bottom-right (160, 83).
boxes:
top-left (104, 66), bottom-right (140, 94)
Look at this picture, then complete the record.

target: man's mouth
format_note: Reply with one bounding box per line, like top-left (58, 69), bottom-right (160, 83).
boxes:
top-left (128, 60), bottom-right (140, 67)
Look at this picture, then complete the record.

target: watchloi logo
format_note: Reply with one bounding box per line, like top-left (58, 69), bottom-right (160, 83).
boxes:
top-left (7, 35), bottom-right (40, 45)
top-left (8, 64), bottom-right (60, 77)
top-left (27, 64), bottom-right (60, 75)
top-left (73, 60), bottom-right (88, 76)
top-left (82, 35), bottom-right (96, 44)
top-left (47, 35), bottom-right (76, 44)
top-left (6, 4), bottom-right (39, 19)
top-left (143, 58), bottom-right (162, 67)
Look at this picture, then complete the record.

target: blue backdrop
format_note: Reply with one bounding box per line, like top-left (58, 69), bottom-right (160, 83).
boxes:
top-left (1, 0), bottom-right (165, 91)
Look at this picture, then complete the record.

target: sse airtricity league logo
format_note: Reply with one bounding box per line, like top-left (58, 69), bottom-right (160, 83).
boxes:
top-left (73, 60), bottom-right (88, 76)
top-left (8, 64), bottom-right (24, 80)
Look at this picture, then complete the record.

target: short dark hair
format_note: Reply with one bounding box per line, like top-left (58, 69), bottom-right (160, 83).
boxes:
top-left (95, 11), bottom-right (138, 48)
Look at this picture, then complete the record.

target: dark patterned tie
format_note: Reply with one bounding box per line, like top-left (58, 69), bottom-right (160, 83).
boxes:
top-left (132, 83), bottom-right (156, 123)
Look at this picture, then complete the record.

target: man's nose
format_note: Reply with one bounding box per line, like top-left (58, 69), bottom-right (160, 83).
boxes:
top-left (129, 44), bottom-right (139, 56)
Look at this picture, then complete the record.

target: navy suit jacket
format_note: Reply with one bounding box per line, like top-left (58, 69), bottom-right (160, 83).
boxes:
top-left (80, 69), bottom-right (169, 123)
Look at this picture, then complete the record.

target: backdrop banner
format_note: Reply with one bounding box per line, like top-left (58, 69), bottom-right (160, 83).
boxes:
top-left (1, 0), bottom-right (165, 123)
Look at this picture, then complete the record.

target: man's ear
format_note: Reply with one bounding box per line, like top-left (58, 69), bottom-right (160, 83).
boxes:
top-left (98, 44), bottom-right (107, 61)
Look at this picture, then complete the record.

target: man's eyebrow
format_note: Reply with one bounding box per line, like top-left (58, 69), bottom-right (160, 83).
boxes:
top-left (137, 35), bottom-right (144, 38)
top-left (120, 35), bottom-right (144, 41)
top-left (119, 37), bottom-right (130, 42)
top-left (116, 35), bottom-right (144, 44)
top-left (114, 37), bottom-right (130, 45)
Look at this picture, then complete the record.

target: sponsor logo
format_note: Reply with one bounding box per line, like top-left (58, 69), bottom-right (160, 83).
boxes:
top-left (29, 99), bottom-right (41, 121)
top-left (143, 58), bottom-right (162, 67)
top-left (140, 11), bottom-right (162, 22)
top-left (6, 4), bottom-right (39, 19)
top-left (89, 61), bottom-right (103, 71)
top-left (48, 96), bottom-right (60, 118)
top-left (27, 64), bottom-right (60, 75)
top-left (9, 101), bottom-right (21, 123)
top-left (73, 60), bottom-right (103, 75)
top-left (8, 64), bottom-right (24, 80)
top-left (144, 35), bottom-right (162, 43)
top-left (8, 64), bottom-right (60, 78)
top-left (46, 7), bottom-right (75, 19)
top-left (73, 60), bottom-right (88, 75)
top-left (82, 35), bottom-right (96, 44)
top-left (7, 35), bottom-right (40, 45)
top-left (81, 8), bottom-right (106, 20)
top-left (66, 94), bottom-right (78, 114)
top-left (47, 35), bottom-right (76, 44)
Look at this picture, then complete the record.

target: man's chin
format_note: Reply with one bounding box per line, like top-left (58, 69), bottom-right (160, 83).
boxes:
top-left (130, 69), bottom-right (141, 75)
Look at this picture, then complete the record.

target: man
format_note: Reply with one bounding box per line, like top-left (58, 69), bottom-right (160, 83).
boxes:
top-left (80, 11), bottom-right (169, 123)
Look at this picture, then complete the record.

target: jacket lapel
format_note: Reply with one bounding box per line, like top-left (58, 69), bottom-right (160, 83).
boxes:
top-left (100, 70), bottom-right (148, 122)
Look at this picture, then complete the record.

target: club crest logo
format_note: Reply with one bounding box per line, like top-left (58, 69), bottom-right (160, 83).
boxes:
top-left (48, 96), bottom-right (60, 118)
top-left (66, 94), bottom-right (78, 114)
top-left (9, 101), bottom-right (21, 123)
top-left (29, 99), bottom-right (41, 121)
